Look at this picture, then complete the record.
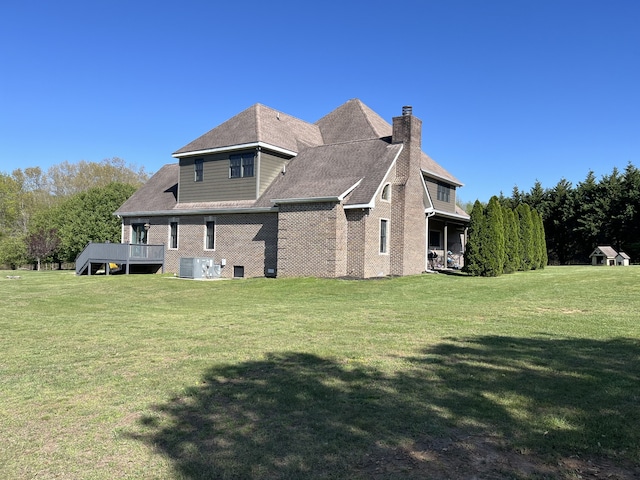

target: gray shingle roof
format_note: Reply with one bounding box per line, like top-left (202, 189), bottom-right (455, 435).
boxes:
top-left (255, 139), bottom-right (402, 207)
top-left (316, 99), bottom-right (392, 144)
top-left (119, 99), bottom-right (466, 216)
top-left (173, 104), bottom-right (323, 156)
top-left (115, 164), bottom-right (178, 215)
top-left (421, 152), bottom-right (463, 186)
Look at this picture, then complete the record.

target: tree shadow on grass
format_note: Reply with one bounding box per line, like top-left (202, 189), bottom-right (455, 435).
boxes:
top-left (129, 337), bottom-right (640, 479)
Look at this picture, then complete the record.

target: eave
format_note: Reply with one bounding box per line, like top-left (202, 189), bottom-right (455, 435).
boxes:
top-left (115, 206), bottom-right (278, 217)
top-left (425, 207), bottom-right (470, 222)
top-left (421, 168), bottom-right (464, 187)
top-left (172, 142), bottom-right (298, 159)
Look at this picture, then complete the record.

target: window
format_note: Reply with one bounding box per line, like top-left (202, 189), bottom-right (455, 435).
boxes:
top-left (169, 222), bottom-right (178, 249)
top-left (205, 221), bottom-right (215, 250)
top-left (381, 183), bottom-right (391, 201)
top-left (132, 223), bottom-right (148, 244)
top-left (194, 159), bottom-right (203, 182)
top-left (229, 153), bottom-right (254, 178)
top-left (380, 219), bottom-right (389, 254)
top-left (234, 266), bottom-right (245, 278)
top-left (437, 182), bottom-right (451, 203)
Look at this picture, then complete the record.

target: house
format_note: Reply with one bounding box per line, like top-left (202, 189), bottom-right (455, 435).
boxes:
top-left (615, 251), bottom-right (630, 266)
top-left (589, 246), bottom-right (621, 266)
top-left (114, 99), bottom-right (470, 278)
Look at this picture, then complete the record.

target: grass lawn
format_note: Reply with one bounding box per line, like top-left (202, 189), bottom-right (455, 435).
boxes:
top-left (1, 266), bottom-right (639, 479)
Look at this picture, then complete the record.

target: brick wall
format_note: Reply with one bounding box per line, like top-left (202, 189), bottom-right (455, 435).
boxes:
top-left (277, 202), bottom-right (348, 277)
top-left (122, 213), bottom-right (278, 278)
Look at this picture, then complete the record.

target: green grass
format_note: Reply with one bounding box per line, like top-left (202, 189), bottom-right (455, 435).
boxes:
top-left (1, 267), bottom-right (639, 479)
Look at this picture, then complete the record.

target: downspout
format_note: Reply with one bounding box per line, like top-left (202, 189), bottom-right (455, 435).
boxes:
top-left (425, 211), bottom-right (436, 271)
top-left (256, 147), bottom-right (261, 199)
top-left (118, 215), bottom-right (124, 243)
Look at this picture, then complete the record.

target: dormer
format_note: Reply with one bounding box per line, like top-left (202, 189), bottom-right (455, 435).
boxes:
top-left (172, 104), bottom-right (322, 203)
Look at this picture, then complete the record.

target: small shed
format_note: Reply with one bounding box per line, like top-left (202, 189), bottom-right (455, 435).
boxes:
top-left (589, 246), bottom-right (618, 266)
top-left (616, 251), bottom-right (631, 266)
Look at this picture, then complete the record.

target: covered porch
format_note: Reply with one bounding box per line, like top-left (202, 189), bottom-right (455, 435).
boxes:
top-left (426, 211), bottom-right (468, 271)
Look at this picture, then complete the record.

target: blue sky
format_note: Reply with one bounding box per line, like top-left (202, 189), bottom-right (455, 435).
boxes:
top-left (1, 0), bottom-right (638, 203)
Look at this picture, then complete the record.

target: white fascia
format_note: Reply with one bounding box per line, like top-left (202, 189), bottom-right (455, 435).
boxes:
top-left (116, 207), bottom-right (278, 217)
top-left (172, 142), bottom-right (297, 159)
top-left (421, 168), bottom-right (464, 187)
top-left (421, 172), bottom-right (434, 210)
top-left (424, 207), bottom-right (470, 222)
top-left (272, 179), bottom-right (362, 205)
top-left (344, 144), bottom-right (402, 210)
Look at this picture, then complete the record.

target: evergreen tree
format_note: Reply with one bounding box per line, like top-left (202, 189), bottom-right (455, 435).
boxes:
top-left (545, 178), bottom-right (576, 264)
top-left (617, 163), bottom-right (640, 259)
top-left (463, 200), bottom-right (486, 276)
top-left (531, 209), bottom-right (547, 269)
top-left (516, 203), bottom-right (535, 270)
top-left (502, 206), bottom-right (520, 274)
top-left (484, 196), bottom-right (505, 276)
top-left (573, 171), bottom-right (601, 260)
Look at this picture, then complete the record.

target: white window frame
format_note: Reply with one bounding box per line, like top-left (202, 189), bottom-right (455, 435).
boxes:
top-left (381, 183), bottom-right (391, 202)
top-left (204, 218), bottom-right (216, 251)
top-left (379, 218), bottom-right (389, 254)
top-left (168, 220), bottom-right (179, 249)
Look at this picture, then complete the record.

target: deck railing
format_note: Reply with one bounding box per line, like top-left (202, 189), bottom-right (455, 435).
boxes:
top-left (75, 242), bottom-right (165, 275)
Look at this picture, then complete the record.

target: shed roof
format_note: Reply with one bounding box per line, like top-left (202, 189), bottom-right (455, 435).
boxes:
top-left (589, 246), bottom-right (618, 258)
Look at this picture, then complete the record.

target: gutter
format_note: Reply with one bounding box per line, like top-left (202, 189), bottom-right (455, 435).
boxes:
top-left (424, 207), bottom-right (470, 221)
top-left (172, 142), bottom-right (297, 159)
top-left (114, 206), bottom-right (278, 217)
top-left (421, 168), bottom-right (464, 187)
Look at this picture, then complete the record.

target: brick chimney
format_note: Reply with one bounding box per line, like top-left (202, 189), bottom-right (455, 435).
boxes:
top-left (392, 105), bottom-right (422, 181)
top-left (390, 105), bottom-right (426, 276)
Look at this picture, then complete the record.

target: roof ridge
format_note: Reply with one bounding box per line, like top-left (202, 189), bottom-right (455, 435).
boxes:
top-left (255, 103), bottom-right (263, 139)
top-left (319, 137), bottom-right (391, 147)
top-left (354, 99), bottom-right (378, 138)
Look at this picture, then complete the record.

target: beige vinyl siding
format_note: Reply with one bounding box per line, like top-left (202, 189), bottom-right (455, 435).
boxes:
top-left (259, 150), bottom-right (291, 196)
top-left (178, 150), bottom-right (257, 203)
top-left (425, 178), bottom-right (456, 213)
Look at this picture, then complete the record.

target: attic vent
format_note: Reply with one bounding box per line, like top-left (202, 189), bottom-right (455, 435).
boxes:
top-left (402, 105), bottom-right (413, 116)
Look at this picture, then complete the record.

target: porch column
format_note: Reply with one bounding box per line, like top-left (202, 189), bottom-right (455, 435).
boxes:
top-left (443, 223), bottom-right (449, 268)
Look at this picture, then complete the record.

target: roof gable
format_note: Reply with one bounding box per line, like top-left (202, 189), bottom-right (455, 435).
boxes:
top-left (256, 139), bottom-right (402, 207)
top-left (590, 246), bottom-right (618, 258)
top-left (173, 104), bottom-right (322, 156)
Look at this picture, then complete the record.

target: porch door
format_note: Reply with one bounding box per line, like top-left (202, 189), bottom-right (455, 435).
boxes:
top-left (132, 223), bottom-right (148, 244)
top-left (131, 223), bottom-right (148, 258)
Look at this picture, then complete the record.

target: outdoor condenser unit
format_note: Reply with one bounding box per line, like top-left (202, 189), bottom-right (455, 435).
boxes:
top-left (179, 257), bottom-right (221, 279)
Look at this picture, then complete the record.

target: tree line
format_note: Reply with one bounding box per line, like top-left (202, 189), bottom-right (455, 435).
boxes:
top-left (493, 162), bottom-right (640, 265)
top-left (0, 158), bottom-right (149, 269)
top-left (463, 197), bottom-right (547, 276)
